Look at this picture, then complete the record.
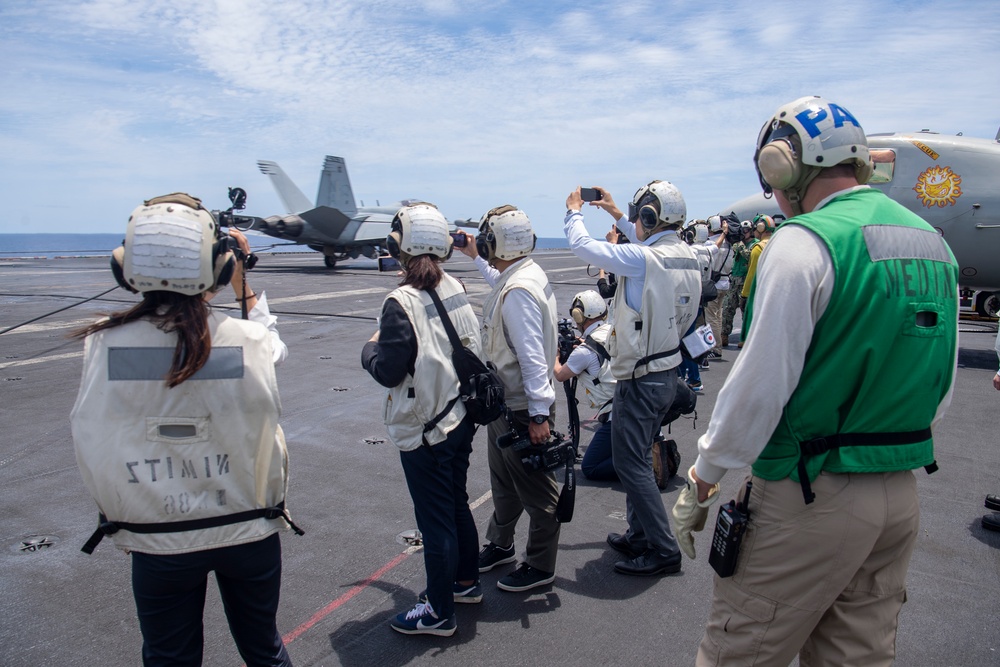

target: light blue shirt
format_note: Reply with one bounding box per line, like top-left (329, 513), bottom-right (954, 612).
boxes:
top-left (563, 210), bottom-right (673, 312)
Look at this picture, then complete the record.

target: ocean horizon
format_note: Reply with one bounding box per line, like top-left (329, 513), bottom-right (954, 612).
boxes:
top-left (0, 233), bottom-right (570, 259)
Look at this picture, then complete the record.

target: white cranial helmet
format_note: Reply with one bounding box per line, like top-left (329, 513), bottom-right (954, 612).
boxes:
top-left (114, 193), bottom-right (232, 296)
top-left (754, 96), bottom-right (874, 215)
top-left (477, 205), bottom-right (536, 262)
top-left (388, 202), bottom-right (452, 261)
top-left (707, 215), bottom-right (723, 234)
top-left (629, 180), bottom-right (686, 230)
top-left (570, 290), bottom-right (608, 325)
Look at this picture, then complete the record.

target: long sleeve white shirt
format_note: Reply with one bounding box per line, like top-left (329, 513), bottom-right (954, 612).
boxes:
top-left (474, 256), bottom-right (556, 416)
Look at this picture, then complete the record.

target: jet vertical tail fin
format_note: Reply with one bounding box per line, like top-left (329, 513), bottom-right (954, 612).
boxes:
top-left (317, 156), bottom-right (358, 218)
top-left (257, 160), bottom-right (313, 214)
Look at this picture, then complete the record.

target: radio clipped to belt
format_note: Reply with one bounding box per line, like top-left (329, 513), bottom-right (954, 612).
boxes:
top-left (708, 479), bottom-right (752, 578)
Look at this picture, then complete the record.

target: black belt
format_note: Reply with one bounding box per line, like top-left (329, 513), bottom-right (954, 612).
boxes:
top-left (796, 428), bottom-right (936, 504)
top-left (81, 501), bottom-right (304, 554)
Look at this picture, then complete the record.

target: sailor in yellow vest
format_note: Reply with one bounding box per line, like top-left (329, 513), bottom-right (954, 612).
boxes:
top-left (71, 193), bottom-right (297, 666)
top-left (362, 203), bottom-right (483, 636)
top-left (672, 97), bottom-right (959, 666)
top-left (457, 206), bottom-right (561, 593)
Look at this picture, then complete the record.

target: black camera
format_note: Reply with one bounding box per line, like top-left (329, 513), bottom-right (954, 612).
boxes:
top-left (496, 429), bottom-right (574, 475)
top-left (723, 213), bottom-right (743, 244)
top-left (557, 318), bottom-right (579, 364)
top-left (215, 187), bottom-right (257, 270)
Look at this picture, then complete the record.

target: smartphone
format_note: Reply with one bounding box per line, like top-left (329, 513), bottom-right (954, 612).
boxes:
top-left (580, 187), bottom-right (603, 202)
top-left (377, 255), bottom-right (401, 272)
top-left (450, 231), bottom-right (468, 247)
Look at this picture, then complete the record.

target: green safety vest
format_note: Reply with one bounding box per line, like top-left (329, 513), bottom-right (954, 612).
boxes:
top-left (745, 188), bottom-right (958, 501)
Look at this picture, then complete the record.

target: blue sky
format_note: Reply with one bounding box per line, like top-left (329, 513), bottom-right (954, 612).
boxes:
top-left (2, 0), bottom-right (1000, 237)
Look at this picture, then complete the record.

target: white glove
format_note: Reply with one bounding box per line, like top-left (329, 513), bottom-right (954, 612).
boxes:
top-left (671, 465), bottom-right (721, 559)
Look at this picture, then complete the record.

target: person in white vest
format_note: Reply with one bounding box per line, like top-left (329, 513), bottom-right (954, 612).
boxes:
top-left (704, 214), bottom-right (733, 357)
top-left (554, 290), bottom-right (617, 481)
top-left (361, 203), bottom-right (483, 637)
top-left (71, 193), bottom-right (296, 666)
top-left (564, 182), bottom-right (701, 577)
top-left (456, 205), bottom-right (561, 593)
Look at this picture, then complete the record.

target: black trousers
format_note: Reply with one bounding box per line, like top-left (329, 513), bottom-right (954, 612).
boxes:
top-left (131, 533), bottom-right (291, 667)
top-left (399, 415), bottom-right (479, 619)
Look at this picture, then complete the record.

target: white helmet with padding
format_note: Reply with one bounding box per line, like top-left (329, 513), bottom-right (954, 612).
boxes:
top-left (111, 193), bottom-right (233, 296)
top-left (754, 96), bottom-right (874, 215)
top-left (387, 202), bottom-right (452, 262)
top-left (629, 180), bottom-right (686, 230)
top-left (476, 205), bottom-right (536, 262)
top-left (570, 290), bottom-right (607, 326)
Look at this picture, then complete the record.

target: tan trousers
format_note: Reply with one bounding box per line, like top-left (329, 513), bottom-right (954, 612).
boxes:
top-left (697, 471), bottom-right (919, 667)
top-left (705, 288), bottom-right (727, 351)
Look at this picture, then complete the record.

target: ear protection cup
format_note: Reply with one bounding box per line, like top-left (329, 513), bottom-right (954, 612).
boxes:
top-left (570, 298), bottom-right (586, 326)
top-left (210, 240), bottom-right (235, 291)
top-left (639, 205), bottom-right (659, 230)
top-left (855, 156), bottom-right (875, 185)
top-left (476, 232), bottom-right (493, 261)
top-left (756, 138), bottom-right (802, 192)
top-left (110, 245), bottom-right (138, 293)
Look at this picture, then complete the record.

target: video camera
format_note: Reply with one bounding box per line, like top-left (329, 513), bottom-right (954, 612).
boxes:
top-left (557, 318), bottom-right (580, 364)
top-left (723, 213), bottom-right (743, 244)
top-left (496, 428), bottom-right (574, 475)
top-left (214, 187), bottom-right (257, 270)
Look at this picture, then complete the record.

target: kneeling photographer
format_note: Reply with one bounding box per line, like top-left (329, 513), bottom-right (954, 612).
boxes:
top-left (555, 291), bottom-right (691, 488)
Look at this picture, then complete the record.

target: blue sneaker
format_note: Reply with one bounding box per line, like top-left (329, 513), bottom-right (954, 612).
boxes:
top-left (390, 601), bottom-right (457, 636)
top-left (418, 581), bottom-right (483, 604)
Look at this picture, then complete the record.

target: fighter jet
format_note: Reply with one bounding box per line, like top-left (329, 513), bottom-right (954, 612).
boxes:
top-left (721, 129), bottom-right (1000, 317)
top-left (236, 156), bottom-right (472, 268)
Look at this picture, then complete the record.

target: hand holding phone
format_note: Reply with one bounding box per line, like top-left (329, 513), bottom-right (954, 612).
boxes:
top-left (580, 187), bottom-right (603, 202)
top-left (450, 231), bottom-right (468, 248)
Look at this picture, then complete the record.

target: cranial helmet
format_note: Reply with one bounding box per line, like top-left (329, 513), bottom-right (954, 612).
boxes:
top-left (707, 215), bottom-right (723, 234)
top-left (628, 180), bottom-right (686, 230)
top-left (111, 193), bottom-right (234, 296)
top-left (753, 213), bottom-right (776, 234)
top-left (754, 96), bottom-right (874, 216)
top-left (476, 205), bottom-right (536, 263)
top-left (570, 290), bottom-right (608, 326)
top-left (387, 202), bottom-right (452, 263)
top-left (739, 219), bottom-right (754, 236)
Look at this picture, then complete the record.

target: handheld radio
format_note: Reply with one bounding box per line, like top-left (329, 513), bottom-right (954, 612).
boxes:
top-left (708, 479), bottom-right (752, 578)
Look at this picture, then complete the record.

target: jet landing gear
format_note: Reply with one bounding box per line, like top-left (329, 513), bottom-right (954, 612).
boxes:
top-left (324, 255), bottom-right (338, 269)
top-left (974, 291), bottom-right (1000, 318)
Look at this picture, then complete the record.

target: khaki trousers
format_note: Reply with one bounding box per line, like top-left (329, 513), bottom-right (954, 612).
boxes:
top-left (705, 289), bottom-right (727, 351)
top-left (484, 410), bottom-right (561, 573)
top-left (697, 471), bottom-right (919, 667)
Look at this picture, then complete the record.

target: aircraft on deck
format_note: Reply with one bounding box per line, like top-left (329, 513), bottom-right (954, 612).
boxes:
top-left (230, 156), bottom-right (473, 268)
top-left (721, 129), bottom-right (1000, 316)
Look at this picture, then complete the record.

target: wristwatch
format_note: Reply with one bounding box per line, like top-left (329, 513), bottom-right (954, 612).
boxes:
top-left (530, 414), bottom-right (548, 425)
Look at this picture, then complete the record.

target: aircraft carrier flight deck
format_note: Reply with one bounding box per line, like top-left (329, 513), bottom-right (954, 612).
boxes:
top-left (1, 250), bottom-right (998, 666)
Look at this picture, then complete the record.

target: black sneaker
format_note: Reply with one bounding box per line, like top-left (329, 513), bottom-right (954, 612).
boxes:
top-left (496, 563), bottom-right (555, 592)
top-left (478, 542), bottom-right (516, 573)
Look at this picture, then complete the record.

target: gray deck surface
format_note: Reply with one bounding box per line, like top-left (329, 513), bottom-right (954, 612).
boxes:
top-left (2, 251), bottom-right (998, 666)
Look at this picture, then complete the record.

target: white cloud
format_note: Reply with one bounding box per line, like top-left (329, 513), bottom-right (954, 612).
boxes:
top-left (1, 0), bottom-right (999, 236)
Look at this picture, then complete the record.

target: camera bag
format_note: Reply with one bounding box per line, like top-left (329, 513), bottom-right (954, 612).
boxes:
top-left (426, 287), bottom-right (506, 427)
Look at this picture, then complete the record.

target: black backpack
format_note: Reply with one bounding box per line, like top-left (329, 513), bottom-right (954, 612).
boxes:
top-left (426, 287), bottom-right (506, 427)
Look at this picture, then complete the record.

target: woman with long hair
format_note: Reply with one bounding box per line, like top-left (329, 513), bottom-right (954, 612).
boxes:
top-left (71, 193), bottom-right (296, 666)
top-left (362, 203), bottom-right (482, 636)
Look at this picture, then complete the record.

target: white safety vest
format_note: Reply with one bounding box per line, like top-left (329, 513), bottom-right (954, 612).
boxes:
top-left (481, 258), bottom-right (558, 411)
top-left (71, 311), bottom-right (291, 555)
top-left (381, 274), bottom-right (482, 451)
top-left (608, 235), bottom-right (701, 380)
top-left (578, 323), bottom-right (616, 418)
